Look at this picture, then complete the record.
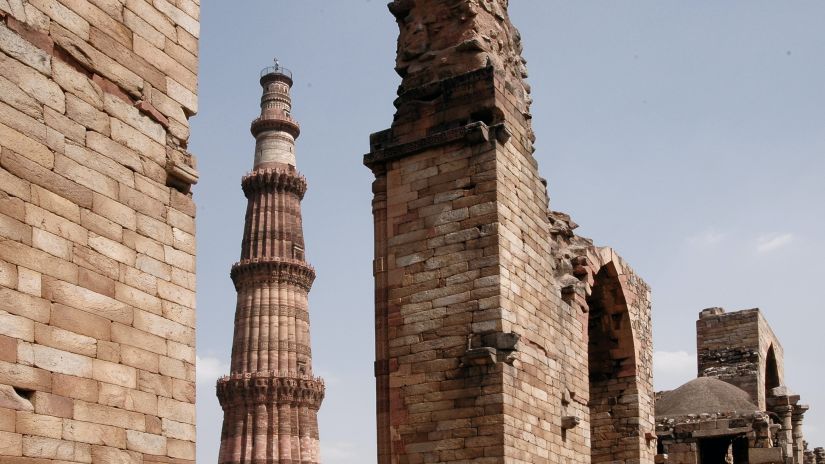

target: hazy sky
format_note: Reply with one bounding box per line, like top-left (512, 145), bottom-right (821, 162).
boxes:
top-left (191, 2), bottom-right (825, 462)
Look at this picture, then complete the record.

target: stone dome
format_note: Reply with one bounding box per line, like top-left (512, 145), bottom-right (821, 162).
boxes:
top-left (655, 377), bottom-right (759, 417)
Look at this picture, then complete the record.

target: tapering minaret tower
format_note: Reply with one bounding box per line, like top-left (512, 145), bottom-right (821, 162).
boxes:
top-left (217, 60), bottom-right (324, 464)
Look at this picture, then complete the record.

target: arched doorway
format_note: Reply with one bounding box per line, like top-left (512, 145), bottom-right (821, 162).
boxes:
top-left (765, 344), bottom-right (780, 396)
top-left (587, 263), bottom-right (640, 463)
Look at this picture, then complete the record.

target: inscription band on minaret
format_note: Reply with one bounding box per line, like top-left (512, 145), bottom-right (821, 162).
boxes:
top-left (216, 60), bottom-right (325, 464)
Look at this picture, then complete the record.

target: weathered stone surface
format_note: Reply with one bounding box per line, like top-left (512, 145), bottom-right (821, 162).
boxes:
top-left (0, 1), bottom-right (198, 461)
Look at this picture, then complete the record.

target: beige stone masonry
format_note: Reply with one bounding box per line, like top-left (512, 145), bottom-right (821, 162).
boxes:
top-left (0, 0), bottom-right (199, 462)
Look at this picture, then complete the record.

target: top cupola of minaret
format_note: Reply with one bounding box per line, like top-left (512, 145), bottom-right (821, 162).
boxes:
top-left (251, 58), bottom-right (301, 168)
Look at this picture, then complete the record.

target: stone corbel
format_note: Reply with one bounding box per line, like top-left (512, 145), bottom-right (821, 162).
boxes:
top-left (166, 149), bottom-right (199, 193)
top-left (561, 415), bottom-right (580, 430)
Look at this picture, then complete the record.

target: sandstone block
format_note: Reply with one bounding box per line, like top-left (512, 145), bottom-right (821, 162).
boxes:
top-left (96, 340), bottom-right (120, 362)
top-left (0, 167), bottom-right (30, 202)
top-left (65, 143), bottom-right (135, 187)
top-left (115, 283), bottom-right (161, 314)
top-left (63, 0), bottom-right (132, 47)
top-left (137, 215), bottom-right (174, 247)
top-left (0, 361), bottom-right (52, 392)
top-left (0, 430), bottom-right (22, 456)
top-left (134, 310), bottom-right (192, 345)
top-left (50, 24), bottom-right (143, 98)
top-left (167, 438), bottom-right (194, 460)
top-left (0, 74), bottom-right (43, 119)
top-left (158, 355), bottom-right (186, 380)
top-left (104, 92), bottom-right (165, 144)
top-left (52, 59), bottom-right (104, 109)
top-left (92, 193), bottom-right (137, 230)
top-left (0, 259), bottom-right (17, 287)
top-left (156, 280), bottom-right (192, 310)
top-left (165, 77), bottom-right (196, 115)
top-left (165, 207), bottom-right (194, 234)
top-left (123, 8), bottom-right (165, 48)
top-left (32, 344), bottom-right (94, 378)
top-left (153, 0), bottom-right (198, 38)
top-left (0, 51), bottom-right (64, 113)
top-left (50, 304), bottom-right (111, 341)
top-left (31, 392), bottom-right (72, 418)
top-left (162, 246), bottom-right (194, 273)
top-left (0, 22), bottom-right (49, 74)
top-left (86, 130), bottom-right (143, 174)
top-left (0, 100), bottom-right (47, 149)
top-left (15, 411), bottom-right (62, 439)
top-left (0, 122), bottom-right (53, 169)
top-left (93, 358), bottom-right (136, 388)
top-left (74, 400), bottom-right (145, 431)
top-left (54, 153), bottom-right (119, 199)
top-left (31, 228), bottom-right (72, 260)
top-left (30, 185), bottom-right (80, 223)
top-left (169, 378), bottom-right (193, 404)
top-left (51, 373), bottom-right (98, 402)
top-left (165, 340), bottom-right (193, 364)
top-left (0, 309), bottom-right (35, 341)
top-left (24, 203), bottom-right (87, 244)
top-left (63, 418), bottom-right (125, 448)
top-left (28, 0), bottom-right (90, 39)
top-left (169, 267), bottom-right (194, 292)
top-left (111, 323), bottom-right (166, 355)
top-left (80, 208), bottom-right (122, 242)
top-left (91, 445), bottom-right (142, 464)
top-left (0, 211), bottom-right (32, 246)
top-left (2, 149), bottom-right (92, 210)
top-left (161, 418), bottom-right (194, 441)
top-left (126, 429), bottom-right (166, 455)
top-left (22, 435), bottom-right (91, 461)
top-left (43, 278), bottom-right (133, 324)
top-left (44, 106), bottom-right (85, 144)
top-left (120, 344), bottom-right (159, 373)
top-left (120, 183), bottom-right (166, 221)
top-left (34, 323), bottom-right (96, 357)
top-left (0, 406), bottom-right (15, 431)
top-left (133, 34), bottom-right (195, 94)
top-left (120, 264), bottom-right (159, 295)
top-left (156, 396), bottom-right (193, 424)
top-left (0, 334), bottom-right (16, 362)
top-left (162, 300), bottom-right (194, 328)
top-left (65, 93), bottom-right (109, 134)
top-left (98, 382), bottom-right (157, 416)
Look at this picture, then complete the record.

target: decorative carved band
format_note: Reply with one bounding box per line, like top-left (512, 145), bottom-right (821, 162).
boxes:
top-left (251, 115), bottom-right (300, 139)
top-left (216, 372), bottom-right (325, 409)
top-left (241, 167), bottom-right (308, 199)
top-left (231, 257), bottom-right (316, 291)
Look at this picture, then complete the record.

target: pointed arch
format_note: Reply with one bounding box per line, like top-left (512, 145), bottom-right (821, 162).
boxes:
top-left (587, 262), bottom-right (640, 463)
top-left (765, 344), bottom-right (780, 395)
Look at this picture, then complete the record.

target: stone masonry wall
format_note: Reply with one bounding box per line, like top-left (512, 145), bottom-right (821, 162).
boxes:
top-left (697, 308), bottom-right (784, 410)
top-left (0, 1), bottom-right (199, 463)
top-left (366, 1), bottom-right (653, 463)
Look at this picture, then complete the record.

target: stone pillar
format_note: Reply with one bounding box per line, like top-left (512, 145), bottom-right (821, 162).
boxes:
top-left (775, 405), bottom-right (795, 461)
top-left (216, 61), bottom-right (325, 464)
top-left (792, 405), bottom-right (809, 464)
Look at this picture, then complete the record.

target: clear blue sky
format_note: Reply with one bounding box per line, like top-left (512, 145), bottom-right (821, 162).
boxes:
top-left (191, 2), bottom-right (825, 462)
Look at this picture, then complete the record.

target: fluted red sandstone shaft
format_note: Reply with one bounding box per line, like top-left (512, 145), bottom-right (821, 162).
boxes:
top-left (216, 62), bottom-right (324, 464)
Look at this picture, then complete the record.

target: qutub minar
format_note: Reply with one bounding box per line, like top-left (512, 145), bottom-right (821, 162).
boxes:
top-left (216, 60), bottom-right (325, 464)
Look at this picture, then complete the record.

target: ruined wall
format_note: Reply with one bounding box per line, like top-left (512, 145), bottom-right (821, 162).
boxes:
top-left (365, 1), bottom-right (653, 463)
top-left (697, 308), bottom-right (785, 410)
top-left (0, 0), bottom-right (199, 462)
